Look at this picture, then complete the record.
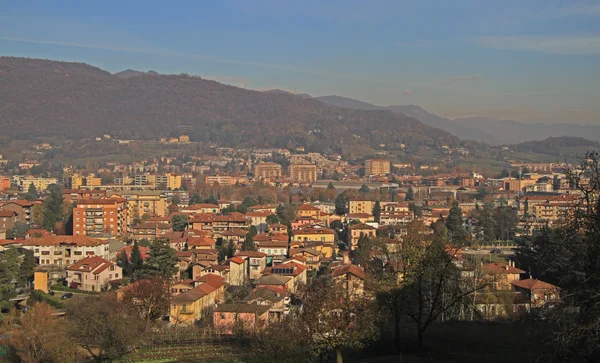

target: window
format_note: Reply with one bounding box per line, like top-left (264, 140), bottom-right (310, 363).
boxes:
top-left (220, 313), bottom-right (226, 319)
top-left (110, 265), bottom-right (115, 271)
top-left (181, 304), bottom-right (187, 313)
top-left (41, 251), bottom-right (50, 255)
top-left (74, 251), bottom-right (82, 255)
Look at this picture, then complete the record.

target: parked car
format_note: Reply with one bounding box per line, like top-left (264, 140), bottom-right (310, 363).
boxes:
top-left (48, 290), bottom-right (55, 296)
top-left (490, 248), bottom-right (503, 254)
top-left (60, 293), bottom-right (73, 300)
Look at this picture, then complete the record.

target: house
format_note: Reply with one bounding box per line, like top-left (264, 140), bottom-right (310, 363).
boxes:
top-left (20, 235), bottom-right (110, 266)
top-left (344, 213), bottom-right (372, 224)
top-left (292, 227), bottom-right (335, 244)
top-left (290, 248), bottom-right (321, 270)
top-left (268, 223), bottom-right (288, 235)
top-left (187, 237), bottom-right (217, 250)
top-left (246, 286), bottom-right (289, 323)
top-left (245, 211), bottom-right (273, 232)
top-left (348, 223), bottom-right (377, 250)
top-left (255, 241), bottom-right (288, 265)
top-left (236, 251), bottom-right (268, 280)
top-left (332, 256), bottom-right (366, 296)
top-left (181, 203), bottom-right (221, 214)
top-left (484, 261), bottom-right (525, 290)
top-left (169, 279), bottom-right (226, 325)
top-left (263, 261), bottom-right (308, 292)
top-left (511, 278), bottom-right (561, 308)
top-left (0, 200), bottom-right (38, 225)
top-left (347, 198), bottom-right (374, 215)
top-left (296, 204), bottom-right (321, 219)
top-left (255, 274), bottom-right (294, 291)
top-left (131, 222), bottom-right (173, 241)
top-left (227, 257), bottom-right (248, 286)
top-left (0, 210), bottom-right (18, 235)
top-left (65, 256), bottom-right (122, 292)
top-left (213, 303), bottom-right (270, 334)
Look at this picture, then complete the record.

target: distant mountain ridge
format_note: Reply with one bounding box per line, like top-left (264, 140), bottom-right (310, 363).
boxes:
top-left (114, 69), bottom-right (160, 78)
top-left (0, 57), bottom-right (459, 154)
top-left (314, 95), bottom-right (600, 145)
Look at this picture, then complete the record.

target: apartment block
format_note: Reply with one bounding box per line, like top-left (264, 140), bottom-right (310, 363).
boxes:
top-left (254, 162), bottom-right (282, 180)
top-left (73, 198), bottom-right (129, 237)
top-left (108, 190), bottom-right (167, 225)
top-left (19, 235), bottom-right (111, 267)
top-left (365, 159), bottom-right (391, 176)
top-left (289, 164), bottom-right (317, 183)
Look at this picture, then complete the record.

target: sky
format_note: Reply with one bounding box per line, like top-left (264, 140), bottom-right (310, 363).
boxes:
top-left (1, 0), bottom-right (600, 124)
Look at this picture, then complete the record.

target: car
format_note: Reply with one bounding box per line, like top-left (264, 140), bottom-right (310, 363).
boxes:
top-left (60, 293), bottom-right (73, 300)
top-left (48, 290), bottom-right (55, 296)
top-left (463, 247), bottom-right (470, 251)
top-left (490, 248), bottom-right (503, 254)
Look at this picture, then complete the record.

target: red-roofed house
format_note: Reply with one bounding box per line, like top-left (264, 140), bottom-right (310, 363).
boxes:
top-left (116, 244), bottom-right (150, 261)
top-left (484, 261), bottom-right (525, 290)
top-left (511, 278), bottom-right (561, 308)
top-left (169, 279), bottom-right (226, 325)
top-left (227, 256), bottom-right (248, 286)
top-left (263, 261), bottom-right (308, 292)
top-left (65, 256), bottom-right (122, 292)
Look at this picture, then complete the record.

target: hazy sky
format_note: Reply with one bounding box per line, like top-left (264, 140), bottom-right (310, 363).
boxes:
top-left (1, 0), bottom-right (600, 124)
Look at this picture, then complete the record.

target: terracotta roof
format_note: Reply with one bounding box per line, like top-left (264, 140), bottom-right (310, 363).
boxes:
top-left (0, 210), bottom-right (17, 217)
top-left (77, 198), bottom-right (127, 205)
top-left (255, 274), bottom-right (292, 286)
top-left (236, 251), bottom-right (267, 258)
top-left (22, 235), bottom-right (107, 247)
top-left (349, 223), bottom-right (377, 230)
top-left (187, 237), bottom-right (216, 247)
top-left (173, 280), bottom-right (224, 303)
top-left (66, 256), bottom-right (114, 274)
top-left (293, 227), bottom-right (335, 235)
top-left (0, 239), bottom-right (23, 246)
top-left (229, 257), bottom-right (245, 265)
top-left (297, 204), bottom-right (321, 211)
top-left (264, 261), bottom-right (308, 277)
top-left (332, 264), bottom-right (366, 280)
top-left (2, 200), bottom-right (36, 207)
top-left (511, 278), bottom-right (559, 291)
top-left (245, 211), bottom-right (274, 217)
top-left (484, 262), bottom-right (525, 275)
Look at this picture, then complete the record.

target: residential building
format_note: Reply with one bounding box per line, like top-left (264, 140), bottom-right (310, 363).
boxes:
top-left (73, 198), bottom-right (129, 237)
top-left (289, 164), bottom-right (317, 183)
top-left (347, 198), bottom-right (374, 215)
top-left (0, 200), bottom-right (38, 225)
top-left (18, 177), bottom-right (58, 192)
top-left (254, 163), bottom-right (282, 180)
top-left (348, 223), bottom-right (377, 249)
top-left (212, 303), bottom-right (269, 334)
top-left (20, 235), bottom-right (110, 266)
top-left (236, 251), bottom-right (268, 280)
top-left (169, 279), bottom-right (225, 325)
top-left (65, 256), bottom-right (122, 292)
top-left (227, 256), bottom-right (248, 286)
top-left (108, 191), bottom-right (167, 225)
top-left (262, 261), bottom-right (308, 292)
top-left (292, 227), bottom-right (335, 244)
top-left (205, 175), bottom-right (234, 186)
top-left (131, 222), bottom-right (173, 241)
top-left (511, 278), bottom-right (561, 308)
top-left (365, 159), bottom-right (391, 176)
top-left (0, 210), bottom-right (18, 234)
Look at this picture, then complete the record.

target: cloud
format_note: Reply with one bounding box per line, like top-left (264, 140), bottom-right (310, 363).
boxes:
top-left (475, 35), bottom-right (600, 55)
top-left (403, 88), bottom-right (413, 96)
top-left (440, 74), bottom-right (483, 86)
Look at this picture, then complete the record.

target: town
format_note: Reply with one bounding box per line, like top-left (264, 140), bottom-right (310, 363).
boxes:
top-left (0, 141), bottom-right (590, 362)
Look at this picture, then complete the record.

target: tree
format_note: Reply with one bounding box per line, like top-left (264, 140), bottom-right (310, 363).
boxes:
top-left (406, 187), bottom-right (414, 201)
top-left (498, 168), bottom-right (510, 178)
top-left (359, 184), bottom-right (370, 193)
top-left (335, 193), bottom-right (347, 215)
top-left (189, 193), bottom-right (202, 205)
top-left (446, 201), bottom-right (466, 245)
top-left (10, 302), bottom-right (80, 363)
top-left (31, 203), bottom-right (44, 226)
top-left (68, 295), bottom-right (145, 361)
top-left (24, 183), bottom-right (37, 201)
top-left (266, 214), bottom-right (280, 225)
top-left (0, 247), bottom-right (20, 308)
top-left (19, 249), bottom-right (36, 287)
top-left (372, 200), bottom-right (381, 223)
top-left (139, 239), bottom-right (179, 279)
top-left (117, 250), bottom-right (130, 276)
top-left (493, 206), bottom-right (518, 241)
top-left (6, 222), bottom-right (28, 240)
top-left (42, 184), bottom-right (64, 231)
top-left (478, 203), bottom-right (496, 242)
top-left (218, 240), bottom-right (236, 262)
top-left (408, 202), bottom-right (422, 218)
top-left (121, 277), bottom-right (170, 329)
top-left (296, 276), bottom-right (378, 363)
top-left (242, 233), bottom-right (257, 251)
top-left (205, 194), bottom-right (219, 205)
top-left (171, 214), bottom-right (189, 232)
top-left (130, 240), bottom-right (144, 275)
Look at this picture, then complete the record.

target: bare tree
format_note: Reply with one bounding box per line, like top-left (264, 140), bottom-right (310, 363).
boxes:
top-left (121, 277), bottom-right (170, 330)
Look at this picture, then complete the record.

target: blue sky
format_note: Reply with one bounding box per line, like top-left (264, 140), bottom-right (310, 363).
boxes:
top-left (1, 0), bottom-right (600, 124)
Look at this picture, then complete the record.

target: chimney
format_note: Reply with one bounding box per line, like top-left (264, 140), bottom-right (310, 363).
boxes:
top-left (343, 251), bottom-right (350, 265)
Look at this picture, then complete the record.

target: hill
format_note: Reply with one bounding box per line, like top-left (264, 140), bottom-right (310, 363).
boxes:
top-left (0, 57), bottom-right (458, 153)
top-left (314, 94), bottom-right (600, 145)
top-left (265, 89), bottom-right (312, 99)
top-left (513, 136), bottom-right (600, 157)
top-left (315, 96), bottom-right (498, 143)
top-left (114, 69), bottom-right (160, 78)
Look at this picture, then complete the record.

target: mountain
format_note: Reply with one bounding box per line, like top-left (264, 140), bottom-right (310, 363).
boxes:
top-left (0, 57), bottom-right (458, 153)
top-left (314, 94), bottom-right (600, 145)
top-left (513, 136), bottom-right (600, 157)
top-left (265, 89), bottom-right (312, 99)
top-left (114, 69), bottom-right (160, 78)
top-left (315, 96), bottom-right (498, 143)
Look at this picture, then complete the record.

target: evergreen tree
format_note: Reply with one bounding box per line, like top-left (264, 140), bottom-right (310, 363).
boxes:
top-left (335, 193), bottom-right (347, 215)
top-left (25, 183), bottom-right (38, 201)
top-left (204, 194), bottom-right (218, 205)
top-left (117, 250), bottom-right (130, 276)
top-left (248, 225), bottom-right (258, 238)
top-left (189, 193), bottom-right (202, 205)
top-left (445, 201), bottom-right (466, 245)
top-left (7, 222), bottom-right (29, 240)
top-left (359, 184), bottom-right (370, 193)
top-left (42, 184), bottom-right (64, 231)
top-left (372, 200), bottom-right (381, 223)
top-left (0, 247), bottom-right (21, 308)
top-left (19, 249), bottom-right (36, 287)
top-left (139, 240), bottom-right (179, 279)
top-left (241, 233), bottom-right (257, 251)
top-left (478, 203), bottom-right (496, 242)
top-left (130, 241), bottom-right (144, 275)
top-left (171, 214), bottom-right (189, 232)
top-left (498, 168), bottom-right (510, 178)
top-left (406, 187), bottom-right (414, 201)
